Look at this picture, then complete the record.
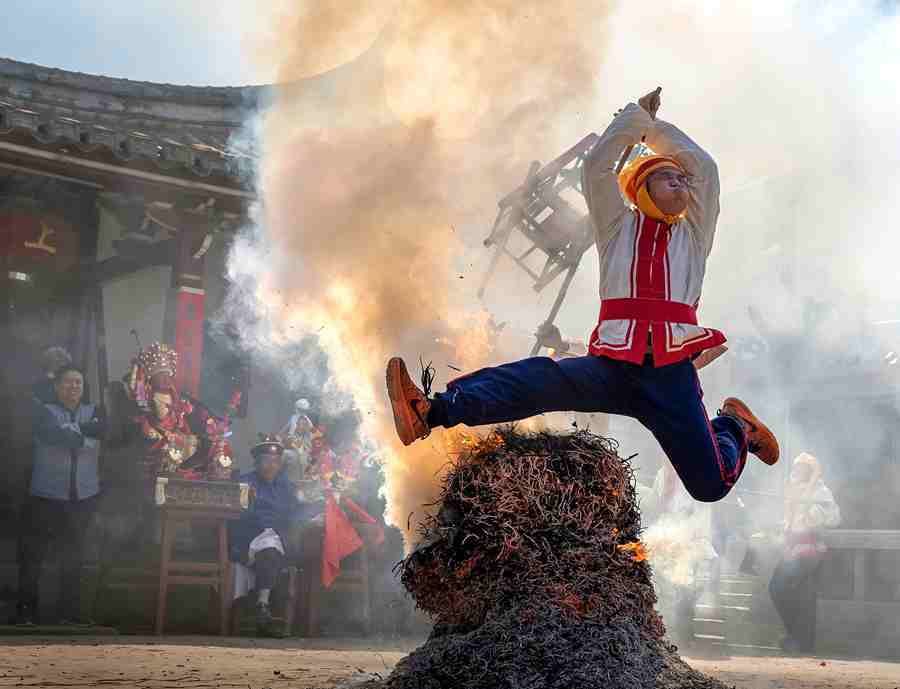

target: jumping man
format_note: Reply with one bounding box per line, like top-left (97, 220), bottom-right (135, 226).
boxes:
top-left (386, 88), bottom-right (779, 503)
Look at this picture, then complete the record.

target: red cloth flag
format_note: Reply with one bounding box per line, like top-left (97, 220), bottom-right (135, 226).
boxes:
top-left (321, 492), bottom-right (364, 588)
top-left (341, 496), bottom-right (385, 547)
top-left (320, 494), bottom-right (386, 587)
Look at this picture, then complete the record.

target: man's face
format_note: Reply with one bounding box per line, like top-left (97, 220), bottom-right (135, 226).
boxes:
top-left (55, 371), bottom-right (83, 409)
top-left (257, 452), bottom-right (284, 482)
top-left (646, 168), bottom-right (689, 216)
top-left (152, 391), bottom-right (173, 419)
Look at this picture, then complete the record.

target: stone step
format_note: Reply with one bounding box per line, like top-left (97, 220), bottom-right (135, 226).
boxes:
top-left (694, 633), bottom-right (726, 642)
top-left (0, 624), bottom-right (118, 636)
top-left (715, 622), bottom-right (785, 648)
top-left (710, 641), bottom-right (782, 657)
top-left (697, 576), bottom-right (764, 596)
top-left (696, 603), bottom-right (751, 615)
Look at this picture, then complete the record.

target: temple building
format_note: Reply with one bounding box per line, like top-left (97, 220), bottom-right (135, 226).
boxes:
top-left (0, 54), bottom-right (408, 637)
top-left (0, 57), bottom-right (268, 507)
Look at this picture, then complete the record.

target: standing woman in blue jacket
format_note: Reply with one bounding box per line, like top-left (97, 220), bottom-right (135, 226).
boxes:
top-left (16, 365), bottom-right (105, 625)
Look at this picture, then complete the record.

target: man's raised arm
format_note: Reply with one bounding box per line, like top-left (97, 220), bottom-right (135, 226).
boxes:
top-left (644, 117), bottom-right (720, 254)
top-left (582, 103), bottom-right (653, 247)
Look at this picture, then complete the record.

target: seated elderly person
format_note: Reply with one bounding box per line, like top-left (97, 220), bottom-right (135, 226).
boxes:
top-left (229, 435), bottom-right (321, 636)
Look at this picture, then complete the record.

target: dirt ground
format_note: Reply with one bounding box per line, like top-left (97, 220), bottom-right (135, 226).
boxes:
top-left (0, 637), bottom-right (897, 689)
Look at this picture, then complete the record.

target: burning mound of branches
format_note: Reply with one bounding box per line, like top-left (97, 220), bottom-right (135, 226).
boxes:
top-left (366, 428), bottom-right (727, 689)
top-left (403, 428), bottom-right (661, 633)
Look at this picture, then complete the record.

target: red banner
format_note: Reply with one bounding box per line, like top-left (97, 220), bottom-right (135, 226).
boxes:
top-left (174, 288), bottom-right (205, 397)
top-left (0, 213), bottom-right (78, 274)
top-left (322, 493), bottom-right (365, 588)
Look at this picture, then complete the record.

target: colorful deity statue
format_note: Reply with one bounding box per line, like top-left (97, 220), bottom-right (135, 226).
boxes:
top-left (129, 343), bottom-right (198, 483)
top-left (279, 398), bottom-right (315, 485)
top-left (304, 425), bottom-right (374, 501)
top-left (201, 390), bottom-right (240, 481)
top-left (127, 342), bottom-right (235, 485)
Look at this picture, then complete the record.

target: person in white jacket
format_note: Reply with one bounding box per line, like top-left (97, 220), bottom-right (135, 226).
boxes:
top-left (769, 452), bottom-right (841, 653)
top-left (386, 88), bottom-right (779, 504)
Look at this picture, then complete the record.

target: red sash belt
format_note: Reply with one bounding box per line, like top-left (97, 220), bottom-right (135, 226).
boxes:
top-left (599, 298), bottom-right (698, 325)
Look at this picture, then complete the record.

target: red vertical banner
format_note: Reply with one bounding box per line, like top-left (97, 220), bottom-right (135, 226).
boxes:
top-left (174, 287), bottom-right (205, 397)
top-left (170, 224), bottom-right (208, 398)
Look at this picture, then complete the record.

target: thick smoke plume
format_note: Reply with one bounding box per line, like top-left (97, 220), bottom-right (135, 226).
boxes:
top-left (227, 1), bottom-right (900, 547)
top-left (228, 1), bottom-right (613, 542)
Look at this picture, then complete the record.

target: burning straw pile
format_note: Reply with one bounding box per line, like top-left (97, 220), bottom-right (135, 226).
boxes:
top-left (368, 428), bottom-right (727, 689)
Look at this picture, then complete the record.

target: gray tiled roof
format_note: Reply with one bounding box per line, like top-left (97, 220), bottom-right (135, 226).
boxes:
top-left (0, 57), bottom-right (268, 182)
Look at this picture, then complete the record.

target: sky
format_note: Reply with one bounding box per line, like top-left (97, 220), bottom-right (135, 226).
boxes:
top-left (2, 1), bottom-right (896, 87)
top-left (1, 0), bottom-right (270, 85)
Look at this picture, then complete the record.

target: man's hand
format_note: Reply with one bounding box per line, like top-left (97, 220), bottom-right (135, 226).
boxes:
top-left (638, 87), bottom-right (662, 120)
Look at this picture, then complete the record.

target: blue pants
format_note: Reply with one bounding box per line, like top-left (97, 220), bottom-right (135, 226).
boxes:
top-left (430, 355), bottom-right (747, 502)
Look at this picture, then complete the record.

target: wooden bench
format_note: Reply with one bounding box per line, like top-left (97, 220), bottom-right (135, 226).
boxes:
top-left (153, 478), bottom-right (247, 636)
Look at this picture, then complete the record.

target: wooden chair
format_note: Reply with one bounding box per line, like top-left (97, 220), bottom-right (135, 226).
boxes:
top-left (229, 565), bottom-right (299, 637)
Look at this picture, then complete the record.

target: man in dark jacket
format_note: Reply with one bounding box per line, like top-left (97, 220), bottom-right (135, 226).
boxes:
top-left (17, 365), bottom-right (105, 625)
top-left (229, 435), bottom-right (321, 636)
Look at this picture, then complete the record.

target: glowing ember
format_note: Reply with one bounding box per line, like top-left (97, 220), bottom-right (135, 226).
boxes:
top-left (617, 541), bottom-right (648, 562)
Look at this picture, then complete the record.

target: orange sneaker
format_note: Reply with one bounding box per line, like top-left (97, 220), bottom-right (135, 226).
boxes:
top-left (720, 397), bottom-right (779, 465)
top-left (386, 357), bottom-right (432, 446)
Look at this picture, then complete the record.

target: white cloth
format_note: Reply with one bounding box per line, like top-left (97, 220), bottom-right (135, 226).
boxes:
top-left (231, 528), bottom-right (286, 600)
top-left (248, 528), bottom-right (285, 564)
top-left (582, 103), bottom-right (723, 362)
top-left (232, 563), bottom-right (254, 601)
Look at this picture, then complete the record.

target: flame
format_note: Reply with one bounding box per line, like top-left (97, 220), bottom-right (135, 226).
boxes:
top-left (617, 541), bottom-right (648, 563)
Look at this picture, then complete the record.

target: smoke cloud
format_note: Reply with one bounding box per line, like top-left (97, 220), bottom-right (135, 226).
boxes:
top-left (226, 0), bottom-right (900, 547)
top-left (595, 2), bottom-right (900, 588)
top-left (226, 1), bottom-right (613, 542)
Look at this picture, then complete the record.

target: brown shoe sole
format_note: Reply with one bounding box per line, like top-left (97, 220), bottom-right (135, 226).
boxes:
top-left (386, 357), bottom-right (429, 446)
top-left (723, 397), bottom-right (779, 465)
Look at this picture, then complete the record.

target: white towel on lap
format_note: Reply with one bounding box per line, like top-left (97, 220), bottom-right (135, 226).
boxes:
top-left (248, 528), bottom-right (285, 563)
top-left (232, 528), bottom-right (286, 600)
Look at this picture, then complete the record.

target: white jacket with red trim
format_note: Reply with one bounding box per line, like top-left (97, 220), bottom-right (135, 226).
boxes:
top-left (582, 103), bottom-right (725, 367)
